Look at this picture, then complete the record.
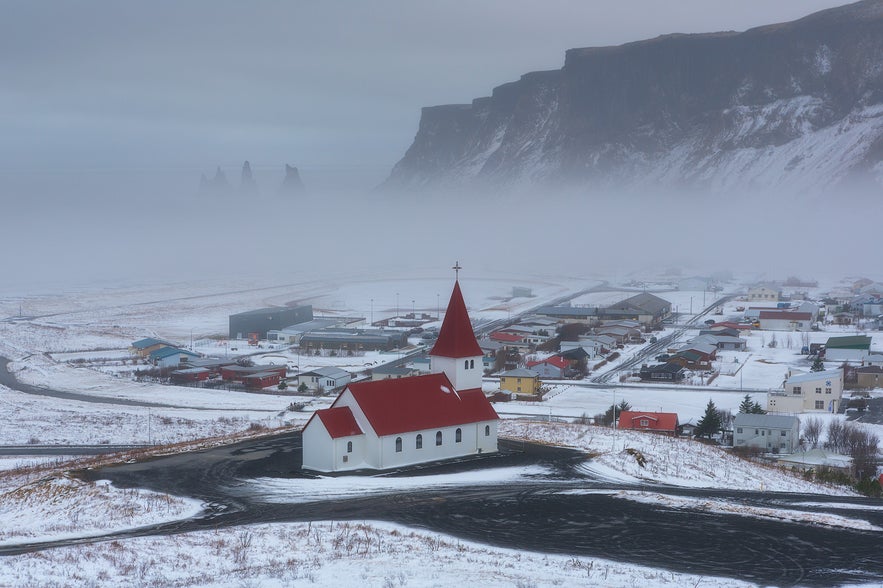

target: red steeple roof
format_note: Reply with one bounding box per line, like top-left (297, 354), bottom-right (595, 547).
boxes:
top-left (430, 281), bottom-right (483, 358)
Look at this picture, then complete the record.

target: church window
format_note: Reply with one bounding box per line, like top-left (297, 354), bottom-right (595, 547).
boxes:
top-left (416, 434), bottom-right (423, 449)
top-left (464, 360), bottom-right (469, 369)
top-left (470, 359), bottom-right (474, 369)
top-left (455, 428), bottom-right (462, 443)
top-left (436, 431), bottom-right (443, 446)
top-left (347, 441), bottom-right (352, 453)
top-left (395, 437), bottom-right (402, 452)
top-left (484, 425), bottom-right (490, 436)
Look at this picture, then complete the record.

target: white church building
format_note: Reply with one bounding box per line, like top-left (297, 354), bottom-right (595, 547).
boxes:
top-left (302, 280), bottom-right (499, 472)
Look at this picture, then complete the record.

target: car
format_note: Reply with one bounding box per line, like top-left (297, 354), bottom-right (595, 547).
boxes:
top-left (704, 319), bottom-right (716, 325)
top-left (649, 336), bottom-right (658, 343)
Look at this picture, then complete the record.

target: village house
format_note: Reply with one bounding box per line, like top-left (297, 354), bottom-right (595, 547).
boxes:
top-left (855, 366), bottom-right (883, 390)
top-left (748, 285), bottom-right (781, 302)
top-left (767, 368), bottom-right (844, 413)
top-left (301, 279), bottom-right (499, 472)
top-left (130, 337), bottom-right (177, 359)
top-left (297, 366), bottom-right (352, 393)
top-left (758, 310), bottom-right (813, 331)
top-left (733, 413), bottom-right (800, 454)
top-left (499, 368), bottom-right (541, 396)
top-left (371, 365), bottom-right (419, 382)
top-left (606, 292), bottom-right (672, 326)
top-left (149, 346), bottom-right (200, 369)
top-left (525, 356), bottom-right (569, 379)
top-left (823, 335), bottom-right (873, 362)
top-left (639, 363), bottom-right (686, 382)
top-left (617, 411), bottom-right (679, 435)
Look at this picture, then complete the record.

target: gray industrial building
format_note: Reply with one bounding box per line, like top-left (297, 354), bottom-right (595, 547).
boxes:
top-left (229, 305), bottom-right (313, 339)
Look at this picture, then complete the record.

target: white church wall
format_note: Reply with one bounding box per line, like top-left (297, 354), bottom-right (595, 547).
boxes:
top-left (302, 420), bottom-right (335, 472)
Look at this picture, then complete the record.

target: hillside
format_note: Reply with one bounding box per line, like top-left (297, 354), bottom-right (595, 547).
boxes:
top-left (384, 0), bottom-right (883, 193)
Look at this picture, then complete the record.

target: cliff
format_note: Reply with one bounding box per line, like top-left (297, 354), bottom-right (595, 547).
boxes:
top-left (384, 1), bottom-right (883, 193)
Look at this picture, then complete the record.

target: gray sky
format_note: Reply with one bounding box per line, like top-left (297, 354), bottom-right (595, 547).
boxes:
top-left (0, 1), bottom-right (851, 175)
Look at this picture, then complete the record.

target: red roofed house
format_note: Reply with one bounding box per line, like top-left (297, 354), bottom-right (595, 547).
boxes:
top-left (617, 411), bottom-right (679, 435)
top-left (526, 356), bottom-right (569, 379)
top-left (302, 280), bottom-right (499, 472)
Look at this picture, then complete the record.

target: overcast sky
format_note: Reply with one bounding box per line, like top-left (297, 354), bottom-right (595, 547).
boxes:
top-left (0, 1), bottom-right (852, 176)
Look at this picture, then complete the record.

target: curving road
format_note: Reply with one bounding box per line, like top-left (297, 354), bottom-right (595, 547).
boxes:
top-left (2, 432), bottom-right (882, 586)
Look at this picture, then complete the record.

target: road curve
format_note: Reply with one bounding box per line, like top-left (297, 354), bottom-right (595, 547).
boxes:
top-left (2, 432), bottom-right (882, 587)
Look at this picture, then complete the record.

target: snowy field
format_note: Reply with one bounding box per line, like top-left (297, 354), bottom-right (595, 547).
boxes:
top-left (0, 420), bottom-right (871, 587)
top-left (2, 272), bottom-right (883, 586)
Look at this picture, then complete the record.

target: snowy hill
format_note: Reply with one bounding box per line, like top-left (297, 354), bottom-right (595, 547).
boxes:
top-left (384, 0), bottom-right (883, 193)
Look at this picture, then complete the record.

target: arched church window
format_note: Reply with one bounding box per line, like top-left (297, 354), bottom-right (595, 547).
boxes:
top-left (416, 434), bottom-right (423, 449)
top-left (464, 360), bottom-right (469, 369)
top-left (436, 431), bottom-right (443, 446)
top-left (470, 359), bottom-right (474, 369)
top-left (395, 437), bottom-right (402, 452)
top-left (347, 441), bottom-right (353, 453)
top-left (455, 428), bottom-right (462, 443)
top-left (484, 425), bottom-right (490, 436)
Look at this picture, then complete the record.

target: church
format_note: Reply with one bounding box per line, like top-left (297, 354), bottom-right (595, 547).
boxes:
top-left (301, 279), bottom-right (499, 472)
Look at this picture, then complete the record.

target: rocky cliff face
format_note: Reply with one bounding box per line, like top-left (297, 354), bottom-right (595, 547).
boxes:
top-left (384, 1), bottom-right (883, 193)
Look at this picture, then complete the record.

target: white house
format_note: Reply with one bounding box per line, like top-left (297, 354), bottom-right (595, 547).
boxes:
top-left (823, 335), bottom-right (873, 362)
top-left (733, 414), bottom-right (800, 454)
top-left (302, 279), bottom-right (499, 472)
top-left (748, 286), bottom-right (780, 302)
top-left (767, 368), bottom-right (844, 413)
top-left (297, 366), bottom-right (352, 392)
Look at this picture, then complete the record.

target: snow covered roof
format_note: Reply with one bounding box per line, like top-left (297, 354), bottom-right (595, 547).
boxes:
top-left (310, 406), bottom-right (364, 439)
top-left (785, 369), bottom-right (842, 384)
top-left (429, 281), bottom-right (483, 359)
top-left (734, 413), bottom-right (799, 429)
top-left (303, 366), bottom-right (350, 379)
top-left (338, 372), bottom-right (498, 436)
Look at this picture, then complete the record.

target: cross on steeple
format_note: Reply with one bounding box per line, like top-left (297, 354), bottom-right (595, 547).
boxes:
top-left (452, 261), bottom-right (462, 280)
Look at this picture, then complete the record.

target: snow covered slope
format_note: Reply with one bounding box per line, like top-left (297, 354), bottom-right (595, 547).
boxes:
top-left (384, 0), bottom-right (883, 193)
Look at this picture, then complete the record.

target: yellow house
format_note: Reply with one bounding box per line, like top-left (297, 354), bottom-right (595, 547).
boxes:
top-left (499, 368), bottom-right (540, 396)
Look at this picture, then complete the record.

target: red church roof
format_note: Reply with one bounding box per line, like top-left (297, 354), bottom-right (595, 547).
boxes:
top-left (430, 281), bottom-right (483, 358)
top-left (336, 372), bottom-right (498, 437)
top-left (309, 406), bottom-right (363, 439)
top-left (618, 411), bottom-right (679, 433)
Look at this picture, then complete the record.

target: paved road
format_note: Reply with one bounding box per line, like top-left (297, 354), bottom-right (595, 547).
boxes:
top-left (2, 432), bottom-right (882, 586)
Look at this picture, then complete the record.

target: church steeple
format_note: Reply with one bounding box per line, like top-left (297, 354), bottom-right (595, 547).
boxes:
top-left (430, 281), bottom-right (482, 358)
top-left (430, 269), bottom-right (484, 390)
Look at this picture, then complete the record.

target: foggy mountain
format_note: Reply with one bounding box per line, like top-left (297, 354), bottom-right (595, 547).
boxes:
top-left (384, 0), bottom-right (883, 193)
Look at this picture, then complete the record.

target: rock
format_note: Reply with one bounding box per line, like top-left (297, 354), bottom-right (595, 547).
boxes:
top-left (279, 164), bottom-right (306, 195)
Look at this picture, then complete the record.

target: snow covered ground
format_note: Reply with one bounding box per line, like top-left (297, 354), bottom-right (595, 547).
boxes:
top-left (0, 519), bottom-right (756, 588)
top-left (1, 273), bottom-right (882, 586)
